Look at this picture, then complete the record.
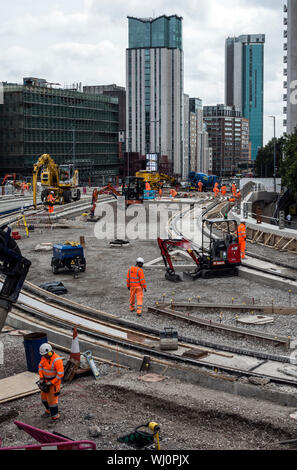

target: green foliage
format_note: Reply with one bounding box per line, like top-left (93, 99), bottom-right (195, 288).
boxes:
top-left (281, 128), bottom-right (297, 199)
top-left (255, 137), bottom-right (284, 178)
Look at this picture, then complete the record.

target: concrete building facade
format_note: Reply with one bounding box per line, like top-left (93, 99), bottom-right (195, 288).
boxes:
top-left (225, 34), bottom-right (265, 161)
top-left (284, 2), bottom-right (297, 135)
top-left (183, 93), bottom-right (190, 179)
top-left (203, 104), bottom-right (251, 177)
top-left (126, 15), bottom-right (184, 176)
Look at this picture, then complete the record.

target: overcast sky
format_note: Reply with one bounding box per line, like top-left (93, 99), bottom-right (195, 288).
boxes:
top-left (0, 0), bottom-right (285, 144)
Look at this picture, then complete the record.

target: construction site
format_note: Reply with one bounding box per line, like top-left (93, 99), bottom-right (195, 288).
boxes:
top-left (1, 171), bottom-right (297, 452)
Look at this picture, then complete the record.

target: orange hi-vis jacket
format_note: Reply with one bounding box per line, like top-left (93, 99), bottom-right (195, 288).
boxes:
top-left (127, 266), bottom-right (147, 290)
top-left (38, 352), bottom-right (64, 386)
top-left (237, 223), bottom-right (246, 241)
top-left (47, 194), bottom-right (55, 204)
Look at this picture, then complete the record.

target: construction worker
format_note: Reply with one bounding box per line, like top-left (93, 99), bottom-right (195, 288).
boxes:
top-left (46, 191), bottom-right (55, 214)
top-left (127, 257), bottom-right (147, 317)
top-left (170, 188), bottom-right (177, 199)
top-left (232, 183), bottom-right (237, 197)
top-left (158, 186), bottom-right (163, 199)
top-left (221, 185), bottom-right (227, 197)
top-left (236, 190), bottom-right (242, 201)
top-left (198, 181), bottom-right (203, 193)
top-left (213, 185), bottom-right (220, 198)
top-left (38, 343), bottom-right (64, 421)
top-left (237, 219), bottom-right (247, 259)
top-left (145, 181), bottom-right (151, 191)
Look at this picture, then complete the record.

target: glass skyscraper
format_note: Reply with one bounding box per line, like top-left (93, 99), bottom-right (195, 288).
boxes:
top-left (126, 15), bottom-right (184, 175)
top-left (225, 34), bottom-right (265, 161)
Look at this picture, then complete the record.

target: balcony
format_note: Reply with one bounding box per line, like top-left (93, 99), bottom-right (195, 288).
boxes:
top-left (284, 5), bottom-right (287, 13)
top-left (283, 107), bottom-right (287, 114)
top-left (284, 43), bottom-right (287, 51)
top-left (284, 17), bottom-right (287, 25)
top-left (283, 119), bottom-right (287, 127)
top-left (284, 30), bottom-right (287, 38)
top-left (284, 55), bottom-right (287, 63)
top-left (284, 69), bottom-right (287, 76)
top-left (284, 81), bottom-right (288, 88)
top-left (283, 94), bottom-right (287, 101)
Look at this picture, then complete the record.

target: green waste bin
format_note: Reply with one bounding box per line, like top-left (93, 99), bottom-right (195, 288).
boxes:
top-left (23, 332), bottom-right (48, 373)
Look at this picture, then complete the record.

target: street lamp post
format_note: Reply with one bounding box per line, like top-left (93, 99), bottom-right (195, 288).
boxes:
top-left (268, 115), bottom-right (276, 193)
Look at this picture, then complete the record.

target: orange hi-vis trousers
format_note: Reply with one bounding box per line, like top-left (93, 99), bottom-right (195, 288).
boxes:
top-left (238, 239), bottom-right (246, 259)
top-left (130, 287), bottom-right (144, 315)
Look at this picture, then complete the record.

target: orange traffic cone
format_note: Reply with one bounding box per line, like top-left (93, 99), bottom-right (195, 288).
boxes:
top-left (70, 327), bottom-right (80, 362)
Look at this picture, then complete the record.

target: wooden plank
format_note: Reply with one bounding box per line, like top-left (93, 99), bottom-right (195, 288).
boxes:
top-left (0, 372), bottom-right (39, 404)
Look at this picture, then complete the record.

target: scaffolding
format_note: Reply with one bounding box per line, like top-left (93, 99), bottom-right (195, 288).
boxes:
top-left (0, 84), bottom-right (120, 183)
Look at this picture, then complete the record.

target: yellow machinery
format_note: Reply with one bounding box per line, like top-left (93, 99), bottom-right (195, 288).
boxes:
top-left (33, 154), bottom-right (80, 209)
top-left (136, 170), bottom-right (176, 189)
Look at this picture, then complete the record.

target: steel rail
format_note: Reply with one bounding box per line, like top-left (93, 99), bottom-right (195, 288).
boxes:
top-left (8, 301), bottom-right (297, 388)
top-left (148, 305), bottom-right (290, 350)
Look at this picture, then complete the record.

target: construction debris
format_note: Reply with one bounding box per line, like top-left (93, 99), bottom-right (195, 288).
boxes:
top-left (34, 243), bottom-right (52, 252)
top-left (0, 372), bottom-right (39, 404)
top-left (237, 315), bottom-right (274, 325)
top-left (138, 374), bottom-right (166, 383)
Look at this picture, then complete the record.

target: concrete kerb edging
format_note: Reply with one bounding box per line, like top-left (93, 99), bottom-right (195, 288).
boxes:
top-left (6, 312), bottom-right (297, 408)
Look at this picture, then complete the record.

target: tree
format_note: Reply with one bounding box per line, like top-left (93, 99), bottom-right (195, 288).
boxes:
top-left (281, 128), bottom-right (297, 199)
top-left (255, 137), bottom-right (284, 178)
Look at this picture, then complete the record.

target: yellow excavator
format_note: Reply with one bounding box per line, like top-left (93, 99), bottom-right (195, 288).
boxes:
top-left (33, 154), bottom-right (80, 209)
top-left (135, 171), bottom-right (176, 190)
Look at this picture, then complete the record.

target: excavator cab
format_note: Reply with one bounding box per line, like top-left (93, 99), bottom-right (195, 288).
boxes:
top-left (201, 219), bottom-right (241, 276)
top-left (59, 164), bottom-right (74, 184)
top-left (122, 177), bottom-right (145, 205)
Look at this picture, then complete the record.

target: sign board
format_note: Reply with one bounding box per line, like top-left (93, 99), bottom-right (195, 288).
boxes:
top-left (119, 131), bottom-right (125, 143)
top-left (146, 154), bottom-right (158, 172)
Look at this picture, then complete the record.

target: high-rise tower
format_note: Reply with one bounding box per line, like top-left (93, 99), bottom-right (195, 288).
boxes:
top-left (225, 34), bottom-right (265, 161)
top-left (284, 1), bottom-right (297, 135)
top-left (126, 15), bottom-right (184, 175)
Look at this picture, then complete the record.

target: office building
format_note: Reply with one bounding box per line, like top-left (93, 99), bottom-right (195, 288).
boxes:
top-left (203, 104), bottom-right (251, 177)
top-left (83, 84), bottom-right (126, 132)
top-left (225, 34), bottom-right (265, 161)
top-left (284, 2), bottom-right (297, 134)
top-left (126, 15), bottom-right (184, 176)
top-left (0, 79), bottom-right (119, 184)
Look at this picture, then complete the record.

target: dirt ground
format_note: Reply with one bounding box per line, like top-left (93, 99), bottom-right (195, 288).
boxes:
top-left (1, 332), bottom-right (297, 451)
top-left (1, 201), bottom-right (297, 450)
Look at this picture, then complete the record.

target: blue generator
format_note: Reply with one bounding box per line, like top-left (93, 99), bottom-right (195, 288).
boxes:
top-left (51, 244), bottom-right (86, 274)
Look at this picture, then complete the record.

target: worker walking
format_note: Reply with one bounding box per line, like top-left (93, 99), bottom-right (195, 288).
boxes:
top-left (237, 220), bottom-right (247, 260)
top-left (46, 191), bottom-right (55, 214)
top-left (127, 258), bottom-right (147, 317)
top-left (198, 181), bottom-right (203, 193)
top-left (38, 343), bottom-right (64, 421)
top-left (145, 181), bottom-right (151, 191)
top-left (158, 187), bottom-right (163, 199)
top-left (213, 185), bottom-right (220, 198)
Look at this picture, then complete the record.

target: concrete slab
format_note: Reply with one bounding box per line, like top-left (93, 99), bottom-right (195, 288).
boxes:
top-left (198, 352), bottom-right (262, 371)
top-left (252, 361), bottom-right (297, 383)
top-left (237, 315), bottom-right (274, 325)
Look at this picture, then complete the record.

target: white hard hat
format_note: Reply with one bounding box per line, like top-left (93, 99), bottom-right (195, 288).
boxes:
top-left (39, 343), bottom-right (52, 356)
top-left (241, 219), bottom-right (246, 223)
top-left (136, 257), bottom-right (144, 264)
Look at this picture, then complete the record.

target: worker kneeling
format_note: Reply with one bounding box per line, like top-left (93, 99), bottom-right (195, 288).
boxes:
top-left (127, 258), bottom-right (147, 317)
top-left (38, 343), bottom-right (64, 421)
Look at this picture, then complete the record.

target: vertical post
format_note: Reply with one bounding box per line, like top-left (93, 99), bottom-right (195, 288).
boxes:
top-left (73, 129), bottom-right (76, 170)
top-left (273, 116), bottom-right (276, 193)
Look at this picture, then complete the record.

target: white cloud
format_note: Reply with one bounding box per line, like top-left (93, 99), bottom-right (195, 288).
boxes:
top-left (0, 0), bottom-right (285, 142)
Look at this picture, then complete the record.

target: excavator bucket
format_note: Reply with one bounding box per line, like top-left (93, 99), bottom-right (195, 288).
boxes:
top-left (165, 272), bottom-right (183, 283)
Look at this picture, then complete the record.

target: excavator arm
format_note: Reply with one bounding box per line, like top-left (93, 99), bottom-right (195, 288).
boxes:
top-left (32, 154), bottom-right (59, 208)
top-left (0, 226), bottom-right (31, 332)
top-left (157, 238), bottom-right (202, 283)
